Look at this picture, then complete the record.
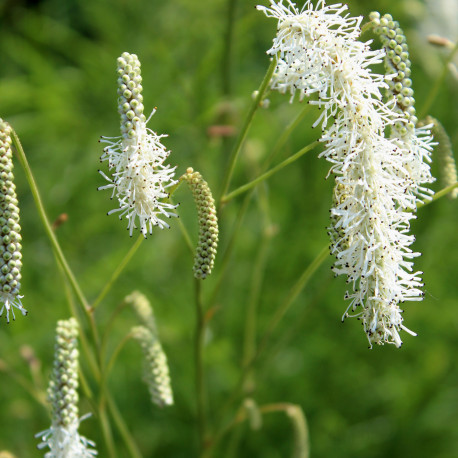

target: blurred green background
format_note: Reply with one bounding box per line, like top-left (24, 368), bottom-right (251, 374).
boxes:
top-left (0, 0), bottom-right (457, 456)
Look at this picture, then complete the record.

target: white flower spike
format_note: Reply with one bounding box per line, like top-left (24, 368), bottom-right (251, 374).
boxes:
top-left (35, 318), bottom-right (97, 457)
top-left (99, 52), bottom-right (178, 237)
top-left (258, 1), bottom-right (434, 347)
top-left (0, 119), bottom-right (26, 323)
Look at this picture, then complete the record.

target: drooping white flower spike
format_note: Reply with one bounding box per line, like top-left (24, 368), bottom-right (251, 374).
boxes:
top-left (36, 318), bottom-right (97, 457)
top-left (99, 52), bottom-right (178, 237)
top-left (258, 1), bottom-right (435, 347)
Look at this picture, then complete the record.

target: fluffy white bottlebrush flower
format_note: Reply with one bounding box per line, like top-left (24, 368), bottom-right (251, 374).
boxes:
top-left (258, 0), bottom-right (434, 347)
top-left (99, 52), bottom-right (178, 237)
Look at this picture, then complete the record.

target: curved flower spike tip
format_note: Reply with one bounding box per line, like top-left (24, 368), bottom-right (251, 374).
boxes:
top-left (132, 325), bottom-right (174, 408)
top-left (99, 52), bottom-right (178, 237)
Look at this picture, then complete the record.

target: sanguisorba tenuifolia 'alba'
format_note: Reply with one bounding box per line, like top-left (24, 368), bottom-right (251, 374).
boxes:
top-left (257, 1), bottom-right (434, 347)
top-left (99, 52), bottom-right (178, 237)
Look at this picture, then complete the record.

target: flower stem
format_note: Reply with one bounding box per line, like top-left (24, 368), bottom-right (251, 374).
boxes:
top-left (417, 182), bottom-right (458, 209)
top-left (210, 107), bottom-right (312, 305)
top-left (194, 278), bottom-right (208, 452)
top-left (222, 0), bottom-right (237, 96)
top-left (242, 183), bottom-right (272, 372)
top-left (106, 392), bottom-right (143, 458)
top-left (206, 402), bottom-right (309, 458)
top-left (264, 104), bottom-right (311, 166)
top-left (208, 191), bottom-right (252, 306)
top-left (207, 245), bottom-right (329, 456)
top-left (221, 140), bottom-right (319, 203)
top-left (92, 234), bottom-right (144, 309)
top-left (11, 129), bottom-right (135, 456)
top-left (99, 407), bottom-right (117, 458)
top-left (11, 129), bottom-right (90, 312)
top-left (218, 57), bottom-right (277, 206)
top-left (102, 332), bottom-right (133, 388)
top-left (419, 40), bottom-right (458, 119)
top-left (12, 129), bottom-right (103, 379)
top-left (257, 244), bottom-right (329, 357)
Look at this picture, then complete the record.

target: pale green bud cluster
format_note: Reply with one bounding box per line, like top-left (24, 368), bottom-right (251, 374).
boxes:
top-left (117, 52), bottom-right (146, 139)
top-left (47, 318), bottom-right (80, 427)
top-left (123, 290), bottom-right (156, 332)
top-left (0, 120), bottom-right (23, 303)
top-left (132, 325), bottom-right (173, 407)
top-left (370, 12), bottom-right (417, 136)
top-left (424, 116), bottom-right (457, 199)
top-left (183, 168), bottom-right (218, 279)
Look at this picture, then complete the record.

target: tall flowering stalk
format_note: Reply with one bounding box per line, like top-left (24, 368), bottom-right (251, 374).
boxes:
top-left (0, 119), bottom-right (26, 323)
top-left (99, 52), bottom-right (178, 237)
top-left (36, 318), bottom-right (97, 457)
top-left (257, 0), bottom-right (434, 346)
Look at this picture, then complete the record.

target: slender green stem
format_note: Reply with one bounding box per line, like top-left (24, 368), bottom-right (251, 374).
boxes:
top-left (264, 104), bottom-right (311, 166)
top-left (210, 106), bottom-right (312, 305)
top-left (99, 407), bottom-right (118, 458)
top-left (209, 191), bottom-right (252, 306)
top-left (218, 58), bottom-right (277, 205)
top-left (92, 234), bottom-right (144, 309)
top-left (242, 183), bottom-right (272, 370)
top-left (417, 182), bottom-right (458, 209)
top-left (360, 20), bottom-right (375, 36)
top-left (257, 244), bottom-right (329, 357)
top-left (194, 278), bottom-right (208, 451)
top-left (222, 0), bottom-right (237, 96)
top-left (101, 301), bottom-right (130, 362)
top-left (106, 393), bottom-right (143, 458)
top-left (12, 130), bottom-right (90, 312)
top-left (11, 129), bottom-right (135, 456)
top-left (170, 189), bottom-right (195, 255)
top-left (97, 333), bottom-right (133, 457)
top-left (57, 258), bottom-right (99, 393)
top-left (102, 332), bottom-right (133, 388)
top-left (206, 402), bottom-right (308, 458)
top-left (222, 140), bottom-right (319, 203)
top-left (98, 331), bottom-right (141, 458)
top-left (208, 245), bottom-right (329, 456)
top-left (419, 40), bottom-right (458, 119)
top-left (0, 361), bottom-right (47, 408)
top-left (176, 210), bottom-right (195, 255)
top-left (12, 129), bottom-right (102, 380)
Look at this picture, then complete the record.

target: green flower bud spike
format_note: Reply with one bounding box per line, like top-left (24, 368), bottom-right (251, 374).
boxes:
top-left (424, 116), bottom-right (458, 199)
top-left (132, 325), bottom-right (173, 408)
top-left (36, 318), bottom-right (97, 456)
top-left (370, 12), bottom-right (435, 203)
top-left (47, 319), bottom-right (80, 429)
top-left (116, 53), bottom-right (146, 139)
top-left (370, 12), bottom-right (417, 136)
top-left (182, 168), bottom-right (218, 279)
top-left (0, 119), bottom-right (26, 323)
